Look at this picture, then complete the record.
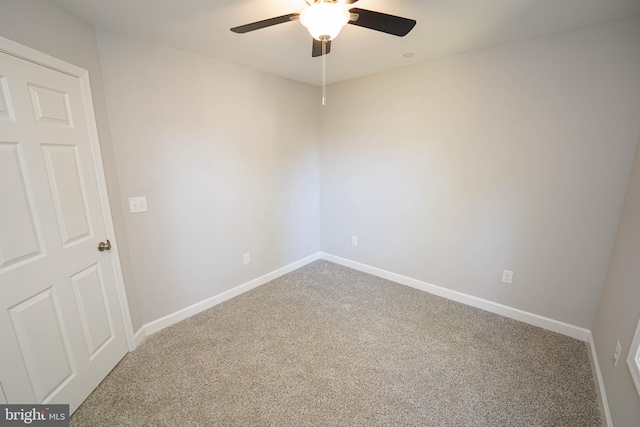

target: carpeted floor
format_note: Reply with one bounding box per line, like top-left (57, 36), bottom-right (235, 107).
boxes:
top-left (71, 260), bottom-right (601, 426)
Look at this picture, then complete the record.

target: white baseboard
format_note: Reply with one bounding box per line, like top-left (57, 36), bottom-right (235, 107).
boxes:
top-left (320, 252), bottom-right (590, 341)
top-left (588, 332), bottom-right (613, 426)
top-left (134, 326), bottom-right (147, 347)
top-left (130, 250), bottom-right (606, 418)
top-left (134, 250), bottom-right (589, 342)
top-left (134, 252), bottom-right (321, 343)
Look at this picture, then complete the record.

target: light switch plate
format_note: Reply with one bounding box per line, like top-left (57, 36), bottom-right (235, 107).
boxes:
top-left (128, 196), bottom-right (148, 213)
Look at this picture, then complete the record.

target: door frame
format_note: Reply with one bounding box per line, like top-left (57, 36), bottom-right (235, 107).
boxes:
top-left (0, 35), bottom-right (136, 351)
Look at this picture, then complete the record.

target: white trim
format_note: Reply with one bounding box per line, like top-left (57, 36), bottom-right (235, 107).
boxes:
top-left (134, 327), bottom-right (147, 347)
top-left (320, 252), bottom-right (590, 341)
top-left (589, 332), bottom-right (613, 426)
top-left (139, 252), bottom-right (321, 338)
top-left (0, 35), bottom-right (86, 77)
top-left (627, 316), bottom-right (640, 399)
top-left (0, 35), bottom-right (136, 351)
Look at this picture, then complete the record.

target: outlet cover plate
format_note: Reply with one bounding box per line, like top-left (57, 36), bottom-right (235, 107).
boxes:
top-left (615, 340), bottom-right (622, 366)
top-left (502, 270), bottom-right (514, 284)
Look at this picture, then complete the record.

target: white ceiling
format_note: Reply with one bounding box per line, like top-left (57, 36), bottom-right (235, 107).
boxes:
top-left (52, 0), bottom-right (640, 86)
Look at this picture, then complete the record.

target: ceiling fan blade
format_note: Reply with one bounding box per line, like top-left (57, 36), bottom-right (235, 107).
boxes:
top-left (342, 0), bottom-right (359, 3)
top-left (312, 39), bottom-right (332, 57)
top-left (230, 13), bottom-right (299, 33)
top-left (348, 8), bottom-right (416, 37)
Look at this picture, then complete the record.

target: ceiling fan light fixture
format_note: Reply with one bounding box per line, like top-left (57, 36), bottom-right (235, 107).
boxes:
top-left (300, 2), bottom-right (350, 41)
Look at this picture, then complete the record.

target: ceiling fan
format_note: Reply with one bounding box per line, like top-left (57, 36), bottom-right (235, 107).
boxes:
top-left (230, 0), bottom-right (417, 58)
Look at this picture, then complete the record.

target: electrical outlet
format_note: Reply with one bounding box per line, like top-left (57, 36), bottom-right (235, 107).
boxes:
top-left (351, 236), bottom-right (358, 246)
top-left (614, 340), bottom-right (622, 366)
top-left (501, 270), bottom-right (514, 284)
top-left (243, 253), bottom-right (250, 265)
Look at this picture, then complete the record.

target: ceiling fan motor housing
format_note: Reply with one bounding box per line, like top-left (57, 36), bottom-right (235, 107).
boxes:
top-left (300, 1), bottom-right (351, 41)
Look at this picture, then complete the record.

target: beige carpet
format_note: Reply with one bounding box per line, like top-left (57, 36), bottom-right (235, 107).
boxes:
top-left (71, 260), bottom-right (601, 426)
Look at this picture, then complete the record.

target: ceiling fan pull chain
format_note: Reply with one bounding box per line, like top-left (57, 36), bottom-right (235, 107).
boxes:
top-left (321, 37), bottom-right (327, 106)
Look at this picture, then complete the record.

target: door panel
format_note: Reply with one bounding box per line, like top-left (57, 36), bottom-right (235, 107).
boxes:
top-left (0, 49), bottom-right (128, 413)
top-left (9, 287), bottom-right (77, 403)
top-left (0, 141), bottom-right (44, 268)
top-left (28, 84), bottom-right (73, 127)
top-left (41, 144), bottom-right (92, 246)
top-left (70, 264), bottom-right (115, 360)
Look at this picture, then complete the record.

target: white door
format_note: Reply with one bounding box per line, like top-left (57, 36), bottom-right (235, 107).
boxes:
top-left (0, 48), bottom-right (129, 413)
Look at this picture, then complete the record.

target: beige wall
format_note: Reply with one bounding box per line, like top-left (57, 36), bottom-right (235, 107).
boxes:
top-left (0, 0), bottom-right (143, 330)
top-left (96, 31), bottom-right (320, 324)
top-left (592, 136), bottom-right (640, 426)
top-left (320, 16), bottom-right (640, 328)
top-left (6, 4), bottom-right (640, 422)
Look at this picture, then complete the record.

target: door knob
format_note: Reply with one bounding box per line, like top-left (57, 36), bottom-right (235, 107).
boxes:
top-left (98, 239), bottom-right (111, 252)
